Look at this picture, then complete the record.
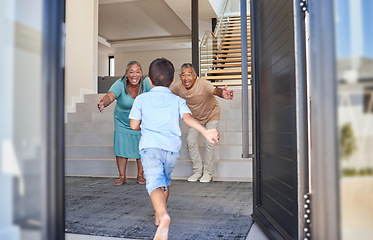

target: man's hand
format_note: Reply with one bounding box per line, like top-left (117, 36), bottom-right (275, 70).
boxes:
top-left (214, 85), bottom-right (234, 100)
top-left (222, 85), bottom-right (234, 100)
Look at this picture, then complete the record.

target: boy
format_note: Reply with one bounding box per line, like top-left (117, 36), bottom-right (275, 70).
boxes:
top-left (129, 58), bottom-right (219, 240)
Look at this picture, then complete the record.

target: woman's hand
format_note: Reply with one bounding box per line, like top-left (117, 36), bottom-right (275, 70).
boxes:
top-left (97, 98), bottom-right (105, 112)
top-left (97, 92), bottom-right (116, 112)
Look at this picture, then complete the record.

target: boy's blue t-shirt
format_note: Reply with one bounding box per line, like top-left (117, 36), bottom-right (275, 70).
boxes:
top-left (129, 86), bottom-right (191, 153)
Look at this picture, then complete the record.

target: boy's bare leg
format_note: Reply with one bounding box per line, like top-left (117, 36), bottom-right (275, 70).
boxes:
top-left (155, 186), bottom-right (170, 226)
top-left (151, 187), bottom-right (170, 240)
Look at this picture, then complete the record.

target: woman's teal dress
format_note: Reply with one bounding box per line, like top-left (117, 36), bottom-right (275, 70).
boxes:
top-left (108, 78), bottom-right (152, 159)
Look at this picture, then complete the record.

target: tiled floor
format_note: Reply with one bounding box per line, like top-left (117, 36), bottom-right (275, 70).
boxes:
top-left (20, 222), bottom-right (268, 240)
top-left (65, 222), bottom-right (268, 240)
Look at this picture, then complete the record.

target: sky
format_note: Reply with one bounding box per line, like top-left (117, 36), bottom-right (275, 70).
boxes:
top-left (335, 0), bottom-right (373, 59)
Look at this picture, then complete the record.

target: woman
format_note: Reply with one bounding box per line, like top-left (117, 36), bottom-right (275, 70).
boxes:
top-left (97, 61), bottom-right (152, 185)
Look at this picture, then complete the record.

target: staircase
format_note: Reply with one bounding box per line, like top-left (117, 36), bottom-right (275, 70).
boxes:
top-left (200, 15), bottom-right (251, 87)
top-left (65, 90), bottom-right (252, 181)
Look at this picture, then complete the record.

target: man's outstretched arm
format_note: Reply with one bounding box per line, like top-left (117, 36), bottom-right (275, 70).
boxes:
top-left (213, 85), bottom-right (234, 100)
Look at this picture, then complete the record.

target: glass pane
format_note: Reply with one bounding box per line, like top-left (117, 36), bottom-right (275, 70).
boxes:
top-left (0, 0), bottom-right (43, 239)
top-left (109, 57), bottom-right (115, 77)
top-left (335, 0), bottom-right (373, 239)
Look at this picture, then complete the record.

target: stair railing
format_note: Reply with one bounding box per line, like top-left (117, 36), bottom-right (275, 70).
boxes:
top-left (199, 0), bottom-right (230, 75)
top-left (200, 31), bottom-right (215, 76)
top-left (214, 0), bottom-right (230, 51)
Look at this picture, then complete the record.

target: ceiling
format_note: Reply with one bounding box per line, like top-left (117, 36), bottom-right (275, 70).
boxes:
top-left (98, 0), bottom-right (217, 53)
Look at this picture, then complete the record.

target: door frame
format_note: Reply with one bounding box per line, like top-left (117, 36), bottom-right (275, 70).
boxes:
top-left (308, 0), bottom-right (340, 239)
top-left (42, 0), bottom-right (66, 239)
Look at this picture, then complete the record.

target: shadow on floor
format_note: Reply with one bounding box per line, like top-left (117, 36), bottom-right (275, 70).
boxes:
top-left (65, 176), bottom-right (253, 240)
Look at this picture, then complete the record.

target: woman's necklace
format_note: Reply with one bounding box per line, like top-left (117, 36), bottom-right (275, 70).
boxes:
top-left (129, 84), bottom-right (139, 90)
top-left (128, 83), bottom-right (139, 98)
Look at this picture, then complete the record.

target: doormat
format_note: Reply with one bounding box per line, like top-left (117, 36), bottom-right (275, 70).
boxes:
top-left (65, 176), bottom-right (253, 240)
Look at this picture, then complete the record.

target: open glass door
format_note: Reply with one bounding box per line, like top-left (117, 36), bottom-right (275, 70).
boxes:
top-left (0, 0), bottom-right (65, 239)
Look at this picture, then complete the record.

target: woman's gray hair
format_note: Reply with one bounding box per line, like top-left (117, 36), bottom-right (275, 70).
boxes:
top-left (180, 63), bottom-right (196, 74)
top-left (121, 60), bottom-right (145, 95)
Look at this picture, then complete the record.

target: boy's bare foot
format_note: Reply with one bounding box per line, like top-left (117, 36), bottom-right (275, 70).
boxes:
top-left (153, 214), bottom-right (170, 240)
top-left (137, 175), bottom-right (146, 184)
top-left (154, 212), bottom-right (160, 226)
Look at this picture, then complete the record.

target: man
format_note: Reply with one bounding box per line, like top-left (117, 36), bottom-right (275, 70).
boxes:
top-left (171, 63), bottom-right (234, 182)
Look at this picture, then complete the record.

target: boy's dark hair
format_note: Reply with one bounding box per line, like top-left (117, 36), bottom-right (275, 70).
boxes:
top-left (148, 58), bottom-right (175, 87)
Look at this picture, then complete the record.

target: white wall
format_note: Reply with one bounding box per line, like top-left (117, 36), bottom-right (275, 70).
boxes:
top-left (209, 0), bottom-right (225, 16)
top-left (209, 0), bottom-right (250, 17)
top-left (65, 0), bottom-right (98, 113)
top-left (114, 48), bottom-right (192, 82)
top-left (98, 49), bottom-right (109, 77)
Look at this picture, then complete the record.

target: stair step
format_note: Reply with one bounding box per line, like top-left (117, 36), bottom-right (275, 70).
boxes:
top-left (200, 62), bottom-right (214, 65)
top-left (215, 49), bottom-right (249, 54)
top-left (224, 30), bottom-right (249, 35)
top-left (67, 111), bottom-right (115, 123)
top-left (216, 53), bottom-right (251, 58)
top-left (66, 144), bottom-right (247, 160)
top-left (220, 19), bottom-right (250, 23)
top-left (65, 121), bottom-right (114, 133)
top-left (227, 19), bottom-right (250, 22)
top-left (217, 34), bottom-right (251, 39)
top-left (203, 75), bottom-right (244, 80)
top-left (226, 26), bottom-right (250, 30)
top-left (76, 101), bottom-right (115, 112)
top-left (65, 158), bottom-right (252, 181)
top-left (215, 63), bottom-right (251, 68)
top-left (221, 23), bottom-right (250, 27)
top-left (227, 23), bottom-right (250, 28)
top-left (225, 27), bottom-right (250, 31)
top-left (222, 41), bottom-right (250, 46)
top-left (207, 69), bottom-right (251, 75)
top-left (219, 45), bottom-right (251, 50)
top-left (222, 37), bottom-right (251, 41)
top-left (210, 81), bottom-right (244, 87)
top-left (84, 94), bottom-right (105, 103)
top-left (214, 58), bottom-right (251, 63)
top-left (65, 133), bottom-right (114, 145)
top-left (66, 129), bottom-right (253, 152)
top-left (227, 20), bottom-right (250, 23)
top-left (221, 33), bottom-right (248, 38)
top-left (200, 54), bottom-right (216, 58)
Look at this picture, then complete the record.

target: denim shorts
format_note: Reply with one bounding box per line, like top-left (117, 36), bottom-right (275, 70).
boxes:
top-left (140, 148), bottom-right (179, 195)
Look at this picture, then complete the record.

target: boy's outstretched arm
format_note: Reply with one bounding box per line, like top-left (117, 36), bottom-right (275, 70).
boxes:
top-left (182, 113), bottom-right (219, 144)
top-left (130, 119), bottom-right (141, 131)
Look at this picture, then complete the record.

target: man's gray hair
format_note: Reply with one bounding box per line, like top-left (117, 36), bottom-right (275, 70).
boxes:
top-left (180, 63), bottom-right (196, 74)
